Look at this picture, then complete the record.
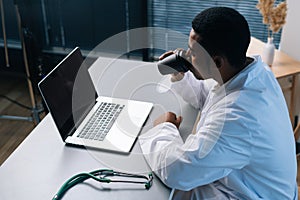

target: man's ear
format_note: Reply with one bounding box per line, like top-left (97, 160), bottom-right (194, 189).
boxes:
top-left (213, 56), bottom-right (224, 68)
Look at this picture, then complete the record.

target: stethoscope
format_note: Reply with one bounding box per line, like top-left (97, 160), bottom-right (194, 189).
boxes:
top-left (52, 169), bottom-right (153, 200)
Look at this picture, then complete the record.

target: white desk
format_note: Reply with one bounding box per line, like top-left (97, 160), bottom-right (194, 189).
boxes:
top-left (0, 57), bottom-right (198, 200)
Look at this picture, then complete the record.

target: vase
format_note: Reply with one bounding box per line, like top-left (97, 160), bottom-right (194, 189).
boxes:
top-left (262, 37), bottom-right (275, 67)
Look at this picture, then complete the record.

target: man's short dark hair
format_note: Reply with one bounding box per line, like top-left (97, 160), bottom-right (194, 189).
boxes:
top-left (192, 7), bottom-right (250, 68)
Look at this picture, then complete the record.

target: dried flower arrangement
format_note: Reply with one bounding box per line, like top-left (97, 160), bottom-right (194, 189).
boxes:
top-left (256, 0), bottom-right (287, 38)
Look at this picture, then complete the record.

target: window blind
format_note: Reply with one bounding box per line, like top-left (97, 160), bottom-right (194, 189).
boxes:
top-left (148, 0), bottom-right (284, 58)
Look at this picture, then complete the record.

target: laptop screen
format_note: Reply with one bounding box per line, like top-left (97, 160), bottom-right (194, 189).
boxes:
top-left (38, 47), bottom-right (97, 140)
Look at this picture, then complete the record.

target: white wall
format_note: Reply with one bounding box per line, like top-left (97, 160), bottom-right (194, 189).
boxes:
top-left (279, 0), bottom-right (300, 127)
top-left (280, 0), bottom-right (300, 60)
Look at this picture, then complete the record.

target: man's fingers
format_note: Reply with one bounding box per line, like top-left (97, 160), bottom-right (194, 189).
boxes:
top-left (159, 51), bottom-right (174, 60)
top-left (177, 116), bottom-right (182, 124)
top-left (175, 116), bottom-right (183, 128)
top-left (171, 72), bottom-right (185, 82)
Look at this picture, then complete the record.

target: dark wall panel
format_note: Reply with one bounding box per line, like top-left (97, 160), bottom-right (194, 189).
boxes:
top-left (0, 0), bottom-right (148, 75)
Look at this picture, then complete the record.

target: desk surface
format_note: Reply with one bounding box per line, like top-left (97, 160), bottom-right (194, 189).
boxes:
top-left (248, 37), bottom-right (300, 79)
top-left (0, 57), bottom-right (198, 200)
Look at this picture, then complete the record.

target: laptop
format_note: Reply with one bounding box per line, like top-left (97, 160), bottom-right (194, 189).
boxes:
top-left (38, 47), bottom-right (153, 153)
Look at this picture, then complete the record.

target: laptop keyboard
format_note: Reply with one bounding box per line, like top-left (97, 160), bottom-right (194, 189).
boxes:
top-left (77, 102), bottom-right (125, 141)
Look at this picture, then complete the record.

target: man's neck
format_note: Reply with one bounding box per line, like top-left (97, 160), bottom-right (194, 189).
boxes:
top-left (221, 57), bottom-right (254, 84)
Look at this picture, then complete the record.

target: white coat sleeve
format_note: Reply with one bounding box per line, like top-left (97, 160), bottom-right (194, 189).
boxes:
top-left (139, 108), bottom-right (252, 191)
top-left (171, 71), bottom-right (216, 110)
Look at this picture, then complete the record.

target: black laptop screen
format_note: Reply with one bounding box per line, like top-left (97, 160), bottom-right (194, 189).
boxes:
top-left (38, 47), bottom-right (97, 140)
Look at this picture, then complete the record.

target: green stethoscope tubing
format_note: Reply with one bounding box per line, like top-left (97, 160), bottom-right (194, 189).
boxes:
top-left (52, 169), bottom-right (153, 200)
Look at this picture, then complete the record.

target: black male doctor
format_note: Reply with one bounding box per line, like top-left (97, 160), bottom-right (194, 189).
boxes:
top-left (139, 7), bottom-right (297, 200)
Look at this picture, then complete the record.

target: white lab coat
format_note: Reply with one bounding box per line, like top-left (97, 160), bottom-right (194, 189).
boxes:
top-left (139, 56), bottom-right (298, 199)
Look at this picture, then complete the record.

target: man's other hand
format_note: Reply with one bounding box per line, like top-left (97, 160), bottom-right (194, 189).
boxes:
top-left (154, 112), bottom-right (182, 129)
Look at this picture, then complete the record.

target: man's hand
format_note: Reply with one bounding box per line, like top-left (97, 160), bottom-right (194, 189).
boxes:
top-left (158, 50), bottom-right (174, 60)
top-left (170, 72), bottom-right (185, 82)
top-left (154, 112), bottom-right (182, 129)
